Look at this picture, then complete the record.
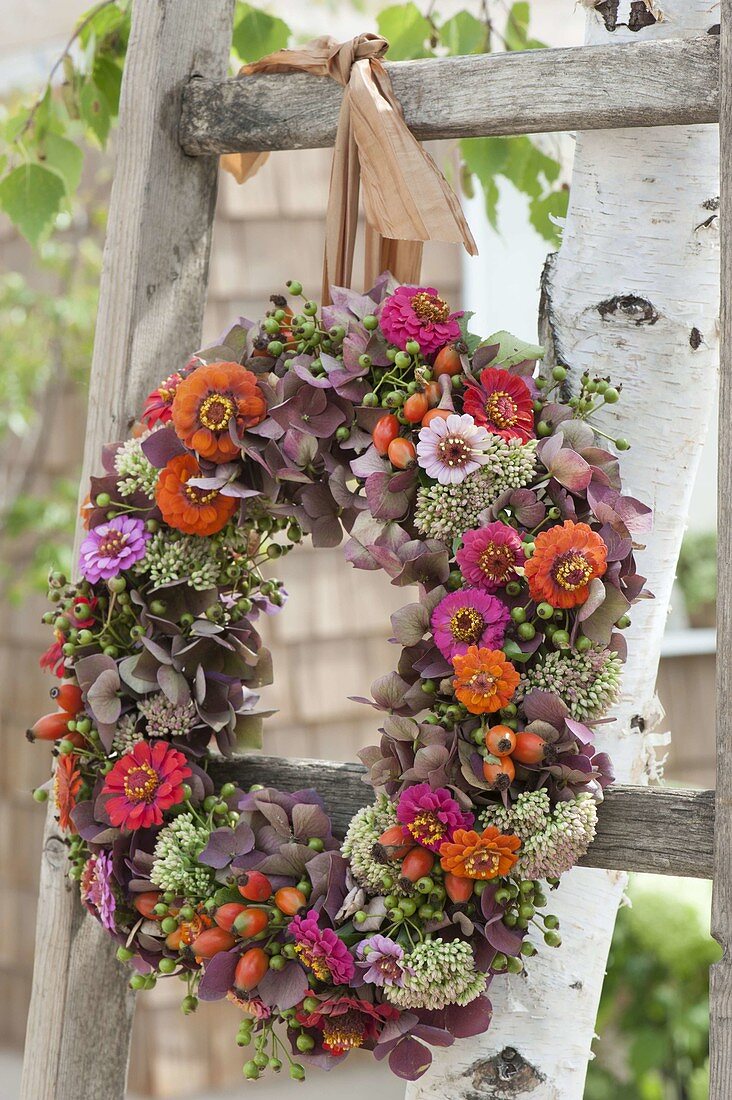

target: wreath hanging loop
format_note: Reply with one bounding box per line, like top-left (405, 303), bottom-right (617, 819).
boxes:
top-left (222, 33), bottom-right (477, 302)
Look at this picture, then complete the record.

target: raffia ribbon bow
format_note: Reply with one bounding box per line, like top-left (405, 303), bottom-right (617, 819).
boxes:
top-left (222, 34), bottom-right (477, 304)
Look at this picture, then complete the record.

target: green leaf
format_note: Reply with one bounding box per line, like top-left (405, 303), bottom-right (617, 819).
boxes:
top-left (234, 713), bottom-right (264, 750)
top-left (40, 133), bottom-right (84, 196)
top-left (78, 1), bottom-right (129, 48)
top-left (439, 11), bottom-right (489, 55)
top-left (504, 2), bottom-right (546, 51)
top-left (80, 81), bottom-right (111, 146)
top-left (0, 163), bottom-right (66, 246)
top-left (457, 312), bottom-right (481, 356)
top-left (232, 3), bottom-right (290, 63)
top-left (377, 3), bottom-right (434, 60)
top-left (93, 55), bottom-right (123, 116)
top-left (483, 330), bottom-right (544, 366)
top-left (529, 188), bottom-right (569, 246)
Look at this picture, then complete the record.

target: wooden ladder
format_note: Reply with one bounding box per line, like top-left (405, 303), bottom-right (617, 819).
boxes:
top-left (18, 2), bottom-right (732, 1097)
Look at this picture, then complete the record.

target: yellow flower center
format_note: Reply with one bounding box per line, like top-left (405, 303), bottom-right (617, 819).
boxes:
top-left (123, 763), bottom-right (160, 804)
top-left (552, 551), bottom-right (593, 591)
top-left (449, 606), bottom-right (485, 644)
top-left (463, 848), bottom-right (500, 878)
top-left (198, 392), bottom-right (236, 431)
top-left (478, 541), bottom-right (515, 582)
top-left (158, 374), bottom-right (182, 402)
top-left (467, 670), bottom-right (498, 697)
top-left (98, 532), bottom-right (126, 556)
top-left (485, 391), bottom-right (518, 428)
top-left (410, 291), bottom-right (450, 324)
top-left (408, 811), bottom-right (446, 846)
top-left (322, 1012), bottom-right (366, 1053)
top-left (183, 483), bottom-right (219, 505)
top-left (294, 943), bottom-right (331, 982)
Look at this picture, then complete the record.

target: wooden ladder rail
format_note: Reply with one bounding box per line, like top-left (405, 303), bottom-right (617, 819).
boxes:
top-left (19, 4), bottom-right (726, 1098)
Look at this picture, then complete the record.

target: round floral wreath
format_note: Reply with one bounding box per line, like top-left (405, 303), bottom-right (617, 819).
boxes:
top-left (30, 275), bottom-right (652, 1083)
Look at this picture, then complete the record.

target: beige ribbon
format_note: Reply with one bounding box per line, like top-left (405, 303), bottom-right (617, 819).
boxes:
top-left (221, 34), bottom-right (477, 304)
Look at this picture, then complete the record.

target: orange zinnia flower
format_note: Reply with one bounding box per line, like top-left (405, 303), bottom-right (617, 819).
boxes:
top-left (452, 646), bottom-right (520, 715)
top-left (171, 361), bottom-right (266, 463)
top-left (156, 453), bottom-right (238, 536)
top-left (524, 520), bottom-right (608, 609)
top-left (440, 826), bottom-right (520, 880)
top-left (55, 753), bottom-right (82, 833)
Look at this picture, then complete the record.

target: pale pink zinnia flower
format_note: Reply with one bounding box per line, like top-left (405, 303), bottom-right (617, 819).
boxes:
top-left (416, 413), bottom-right (492, 485)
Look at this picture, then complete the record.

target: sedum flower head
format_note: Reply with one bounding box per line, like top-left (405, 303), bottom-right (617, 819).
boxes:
top-left (342, 796), bottom-right (409, 897)
top-left (150, 812), bottom-right (215, 898)
top-left (111, 712), bottom-right (143, 754)
top-left (517, 645), bottom-right (622, 721)
top-left (138, 692), bottom-right (197, 738)
top-left (114, 433), bottom-right (159, 499)
top-left (480, 789), bottom-right (597, 880)
top-left (134, 528), bottom-right (221, 590)
top-left (414, 438), bottom-right (537, 541)
top-left (384, 939), bottom-right (485, 1010)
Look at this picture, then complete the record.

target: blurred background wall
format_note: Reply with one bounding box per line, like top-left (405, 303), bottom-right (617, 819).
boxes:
top-left (0, 1), bottom-right (718, 1096)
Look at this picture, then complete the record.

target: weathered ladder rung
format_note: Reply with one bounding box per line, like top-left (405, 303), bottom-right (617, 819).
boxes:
top-left (180, 34), bottom-right (719, 155)
top-left (208, 756), bottom-right (714, 879)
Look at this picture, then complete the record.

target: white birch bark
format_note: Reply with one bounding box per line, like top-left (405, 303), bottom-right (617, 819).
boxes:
top-left (408, 2), bottom-right (720, 1096)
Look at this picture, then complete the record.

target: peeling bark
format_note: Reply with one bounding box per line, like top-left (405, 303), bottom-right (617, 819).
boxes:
top-left (407, 3), bottom-right (719, 1097)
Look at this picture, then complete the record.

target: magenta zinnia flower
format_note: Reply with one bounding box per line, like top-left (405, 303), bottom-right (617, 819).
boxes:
top-left (356, 935), bottom-right (410, 987)
top-left (379, 285), bottom-right (462, 356)
top-left (80, 851), bottom-right (116, 932)
top-left (79, 515), bottom-right (150, 583)
top-left (417, 413), bottom-right (492, 485)
top-left (396, 784), bottom-right (474, 852)
top-left (102, 740), bottom-right (190, 830)
top-left (431, 588), bottom-right (510, 660)
top-left (289, 910), bottom-right (355, 985)
top-left (457, 522), bottom-right (526, 592)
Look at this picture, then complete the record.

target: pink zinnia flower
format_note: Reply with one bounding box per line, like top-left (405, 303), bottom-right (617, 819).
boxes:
top-left (417, 412), bottom-right (492, 485)
top-left (289, 910), bottom-right (355, 985)
top-left (431, 588), bottom-right (510, 660)
top-left (463, 367), bottom-right (535, 442)
top-left (79, 515), bottom-right (150, 583)
top-left (102, 740), bottom-right (190, 830)
top-left (80, 851), bottom-right (116, 932)
top-left (396, 784), bottom-right (474, 851)
top-left (457, 522), bottom-right (526, 592)
top-left (379, 285), bottom-right (462, 357)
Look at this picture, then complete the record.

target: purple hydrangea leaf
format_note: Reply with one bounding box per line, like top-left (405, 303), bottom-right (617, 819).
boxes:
top-left (577, 577), bottom-right (607, 622)
top-left (581, 582), bottom-right (630, 644)
top-left (560, 419), bottom-right (595, 451)
top-left (365, 472), bottom-right (414, 522)
top-left (75, 653), bottom-right (117, 696)
top-left (198, 822), bottom-right (255, 869)
top-left (382, 715), bottom-right (419, 741)
top-left (484, 915), bottom-right (524, 956)
top-left (522, 690), bottom-right (569, 728)
top-left (87, 668), bottom-right (122, 726)
top-left (566, 718), bottom-right (594, 745)
top-left (370, 671), bottom-right (410, 711)
top-left (257, 962), bottom-right (309, 1011)
top-left (197, 949), bottom-right (239, 1001)
top-left (156, 665), bottom-right (190, 705)
top-left (256, 842), bottom-right (312, 878)
top-left (141, 426), bottom-right (187, 469)
top-left (442, 995), bottom-right (493, 1038)
top-left (390, 600), bottom-right (431, 646)
top-left (388, 1037), bottom-right (433, 1081)
top-left (292, 802), bottom-right (332, 841)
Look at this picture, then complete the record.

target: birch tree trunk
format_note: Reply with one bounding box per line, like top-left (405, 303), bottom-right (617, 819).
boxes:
top-left (408, 3), bottom-right (720, 1096)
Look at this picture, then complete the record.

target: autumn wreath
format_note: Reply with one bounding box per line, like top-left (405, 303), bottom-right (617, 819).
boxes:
top-left (30, 275), bottom-right (652, 1082)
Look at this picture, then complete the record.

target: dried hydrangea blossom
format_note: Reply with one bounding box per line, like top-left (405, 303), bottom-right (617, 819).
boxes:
top-left (384, 939), bottom-right (485, 1010)
top-left (150, 812), bottom-right (215, 897)
top-left (480, 789), bottom-right (597, 880)
top-left (517, 646), bottom-right (622, 721)
top-left (414, 438), bottom-right (537, 541)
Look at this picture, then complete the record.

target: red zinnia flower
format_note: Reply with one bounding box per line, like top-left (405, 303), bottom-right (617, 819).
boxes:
top-left (142, 371), bottom-right (186, 429)
top-left (102, 741), bottom-right (190, 830)
top-left (463, 367), bottom-right (535, 442)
